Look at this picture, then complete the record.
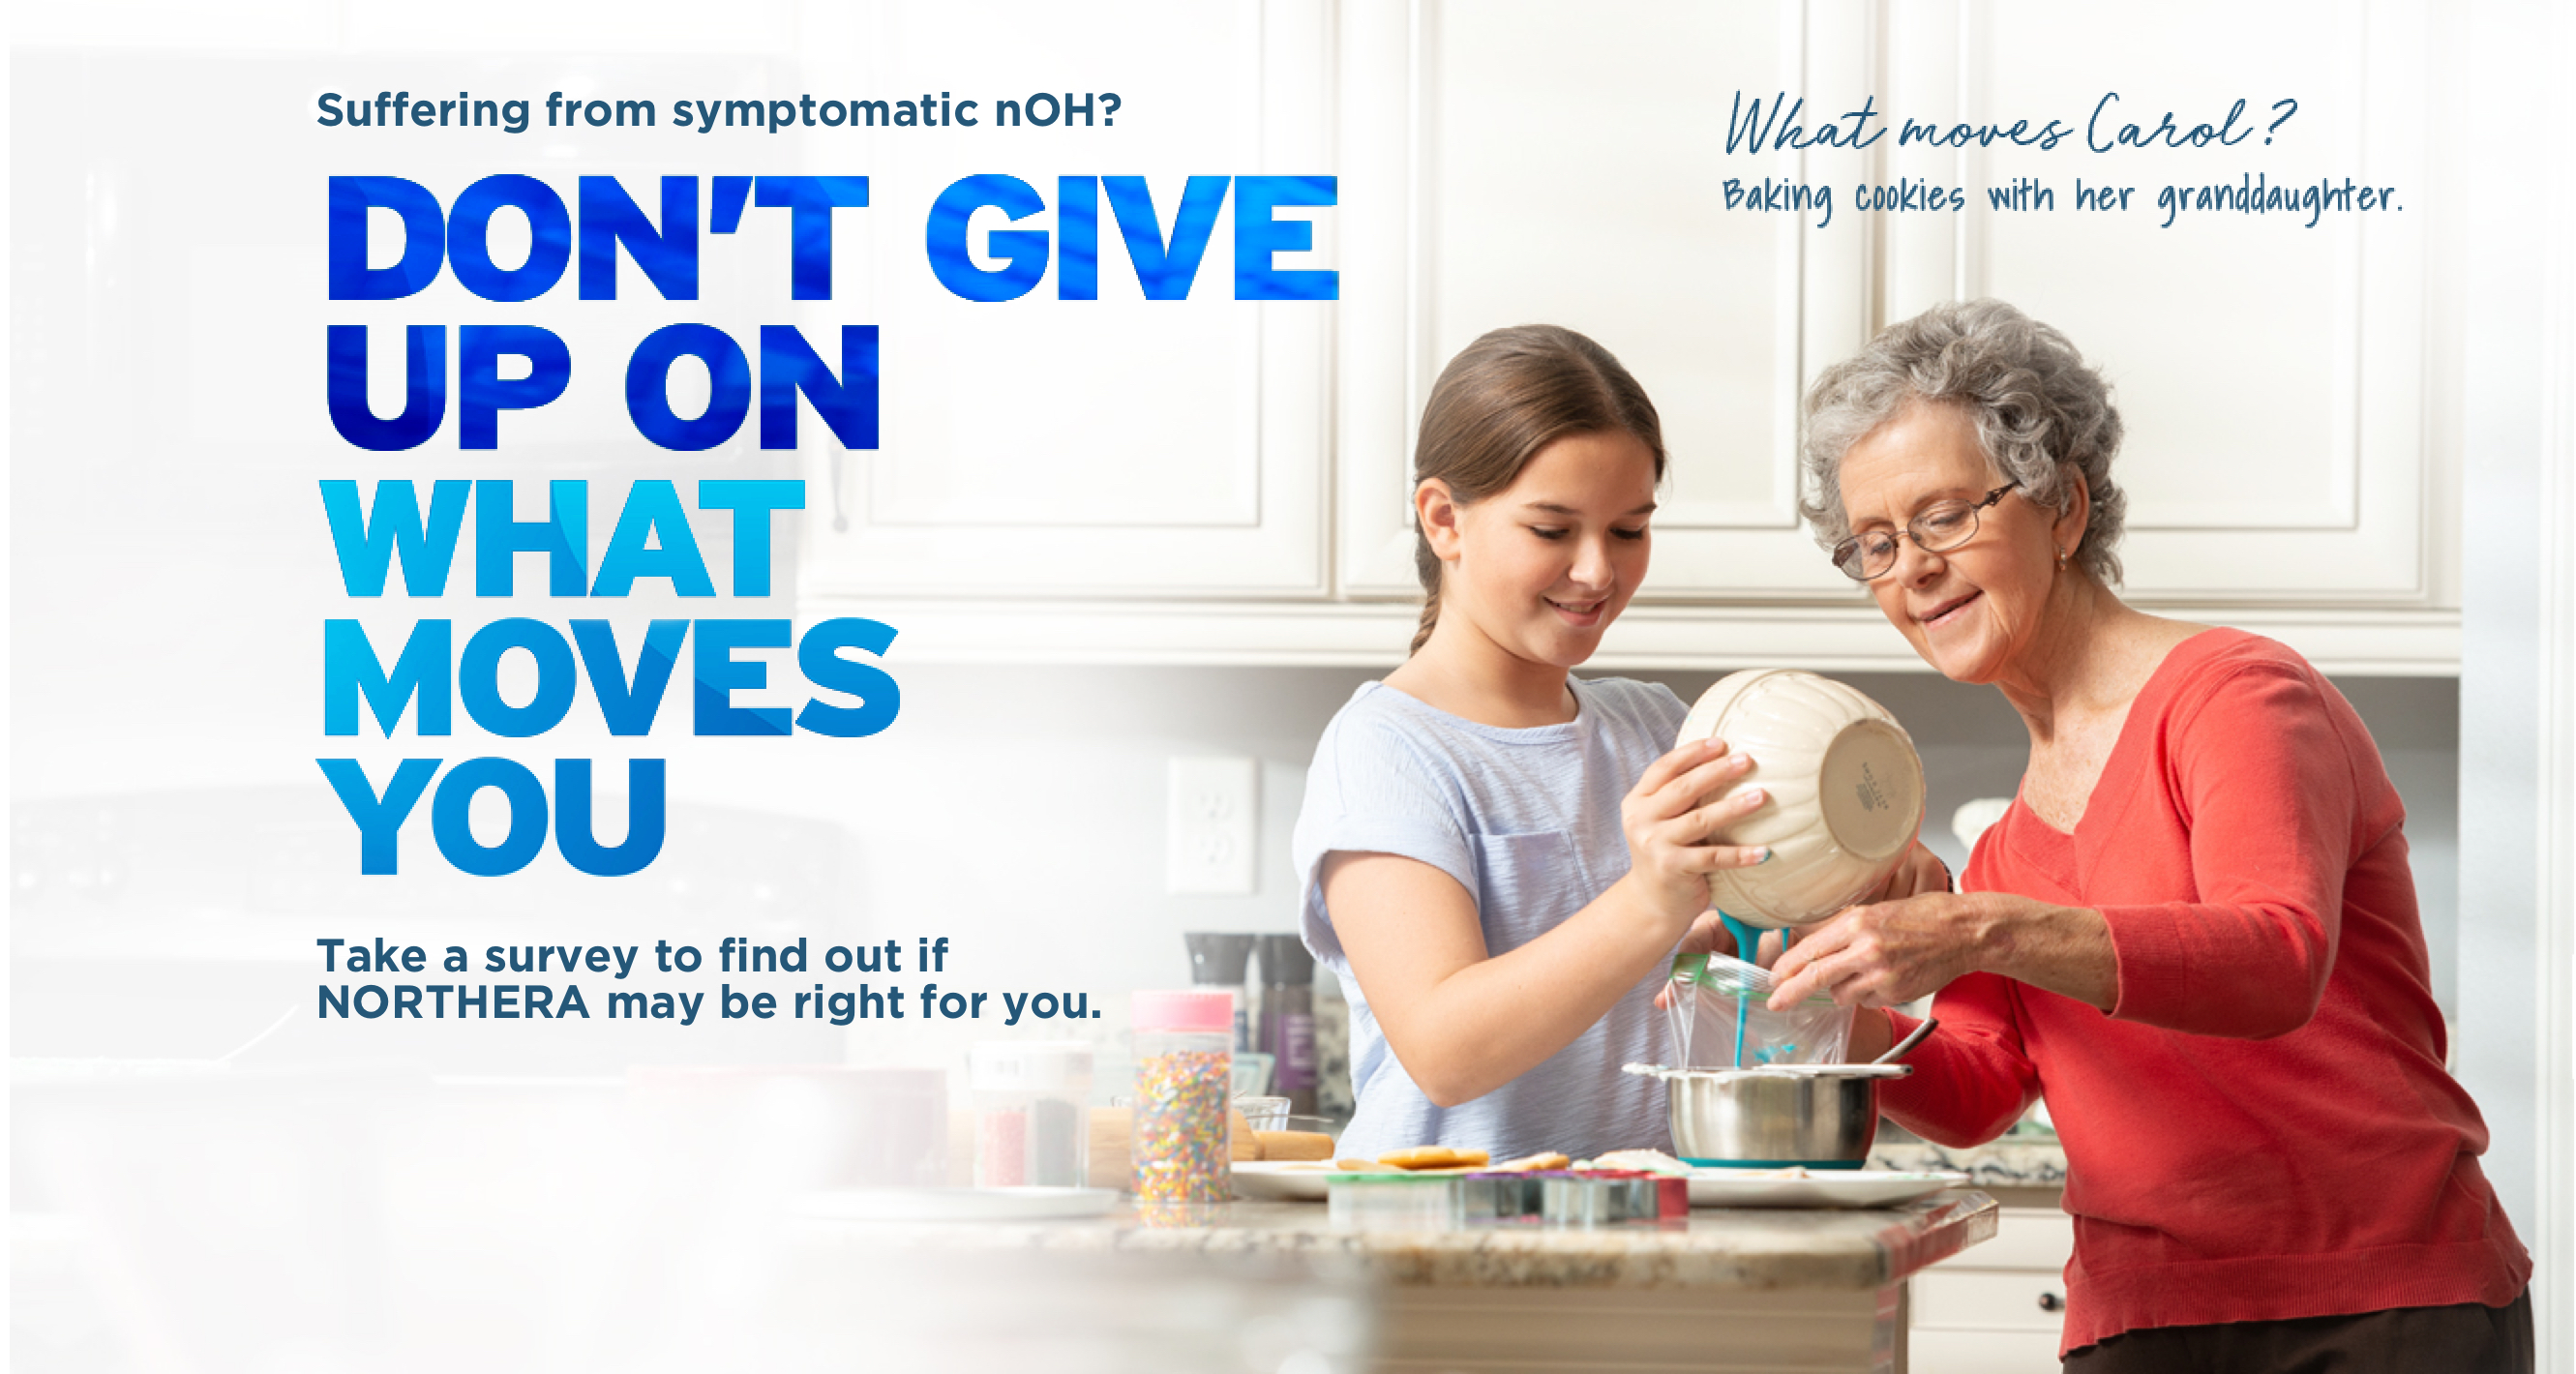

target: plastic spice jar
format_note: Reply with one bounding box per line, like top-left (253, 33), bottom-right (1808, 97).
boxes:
top-left (1128, 990), bottom-right (1235, 1204)
top-left (969, 1040), bottom-right (1093, 1188)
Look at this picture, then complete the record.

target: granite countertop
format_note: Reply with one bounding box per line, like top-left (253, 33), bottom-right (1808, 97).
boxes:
top-left (1870, 1135), bottom-right (2068, 1189)
top-left (797, 1191), bottom-right (2000, 1291)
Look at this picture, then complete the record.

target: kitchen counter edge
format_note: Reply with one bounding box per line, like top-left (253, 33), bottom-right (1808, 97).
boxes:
top-left (794, 1189), bottom-right (2001, 1291)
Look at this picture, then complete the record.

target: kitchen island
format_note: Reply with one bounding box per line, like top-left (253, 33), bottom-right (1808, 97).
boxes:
top-left (799, 1190), bottom-right (2000, 1373)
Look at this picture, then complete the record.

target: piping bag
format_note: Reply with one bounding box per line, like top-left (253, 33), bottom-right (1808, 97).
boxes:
top-left (1664, 921), bottom-right (1855, 1069)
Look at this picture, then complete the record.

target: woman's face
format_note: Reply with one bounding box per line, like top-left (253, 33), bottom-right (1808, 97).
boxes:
top-left (1426, 430), bottom-right (1659, 671)
top-left (1837, 402), bottom-right (2081, 684)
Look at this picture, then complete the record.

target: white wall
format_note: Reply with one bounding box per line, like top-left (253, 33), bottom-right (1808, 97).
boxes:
top-left (2446, 5), bottom-right (2568, 1338)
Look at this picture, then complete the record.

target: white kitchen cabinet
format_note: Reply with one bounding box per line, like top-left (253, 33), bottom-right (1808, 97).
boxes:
top-left (1910, 1203), bottom-right (2073, 1374)
top-left (1335, 0), bottom-right (1872, 603)
top-left (794, 0), bottom-right (1335, 599)
top-left (1879, 0), bottom-right (2447, 608)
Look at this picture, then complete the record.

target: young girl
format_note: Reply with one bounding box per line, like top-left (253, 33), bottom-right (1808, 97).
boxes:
top-left (1291, 325), bottom-right (1769, 1161)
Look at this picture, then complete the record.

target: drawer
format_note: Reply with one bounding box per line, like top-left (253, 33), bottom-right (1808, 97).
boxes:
top-left (1952, 1207), bottom-right (2074, 1271)
top-left (1908, 1327), bottom-right (2062, 1374)
top-left (1912, 1269), bottom-right (2071, 1332)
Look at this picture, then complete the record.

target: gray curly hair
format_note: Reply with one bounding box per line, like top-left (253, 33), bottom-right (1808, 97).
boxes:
top-left (1799, 299), bottom-right (2127, 584)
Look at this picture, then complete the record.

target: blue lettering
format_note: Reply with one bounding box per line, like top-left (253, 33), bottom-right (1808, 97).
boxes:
top-left (1234, 176), bottom-right (1338, 301)
top-left (1104, 174), bottom-right (1227, 300)
top-left (758, 326), bottom-right (878, 452)
top-left (446, 174), bottom-right (571, 302)
top-left (926, 174), bottom-right (1048, 302)
top-left (693, 618), bottom-right (793, 736)
top-left (473, 480), bottom-right (589, 596)
top-left (324, 618), bottom-right (453, 736)
top-left (320, 479), bottom-right (469, 596)
top-left (697, 480), bottom-right (806, 596)
top-left (328, 176), bottom-right (443, 300)
top-left (795, 617), bottom-right (902, 737)
top-left (1056, 175), bottom-right (1098, 300)
top-left (325, 325), bottom-right (445, 450)
top-left (626, 323), bottom-right (751, 450)
top-left (592, 480), bottom-right (715, 597)
top-left (431, 758), bottom-right (550, 877)
top-left (571, 619), bottom-right (690, 734)
top-left (457, 325), bottom-right (571, 448)
top-left (555, 758), bottom-right (667, 876)
top-left (319, 757), bottom-right (441, 875)
top-left (457, 618), bottom-right (578, 737)
top-left (581, 175), bottom-right (699, 301)
top-left (753, 176), bottom-right (868, 299)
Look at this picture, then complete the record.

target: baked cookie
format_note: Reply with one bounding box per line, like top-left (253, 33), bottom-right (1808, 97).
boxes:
top-left (1377, 1146), bottom-right (1490, 1171)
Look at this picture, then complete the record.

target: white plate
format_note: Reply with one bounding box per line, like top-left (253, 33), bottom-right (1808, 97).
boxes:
top-left (1232, 1161), bottom-right (1337, 1201)
top-left (1686, 1169), bottom-right (1965, 1210)
top-left (797, 1186), bottom-right (1118, 1221)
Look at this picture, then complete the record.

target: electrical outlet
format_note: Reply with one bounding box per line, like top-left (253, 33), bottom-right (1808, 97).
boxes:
top-left (1167, 756), bottom-right (1259, 895)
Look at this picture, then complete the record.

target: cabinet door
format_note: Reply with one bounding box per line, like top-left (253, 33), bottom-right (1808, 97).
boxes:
top-left (796, 0), bottom-right (1333, 599)
top-left (1911, 1205), bottom-right (2074, 1374)
top-left (1337, 0), bottom-right (1874, 603)
top-left (1881, 0), bottom-right (2441, 606)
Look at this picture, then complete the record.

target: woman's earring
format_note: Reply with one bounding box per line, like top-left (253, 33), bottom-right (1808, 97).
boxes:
top-left (2056, 547), bottom-right (2072, 570)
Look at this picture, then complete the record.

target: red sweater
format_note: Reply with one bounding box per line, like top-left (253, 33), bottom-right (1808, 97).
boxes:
top-left (1880, 629), bottom-right (2529, 1355)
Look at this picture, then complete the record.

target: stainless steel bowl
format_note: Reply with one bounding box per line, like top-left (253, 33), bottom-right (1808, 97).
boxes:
top-left (1644, 1063), bottom-right (1912, 1168)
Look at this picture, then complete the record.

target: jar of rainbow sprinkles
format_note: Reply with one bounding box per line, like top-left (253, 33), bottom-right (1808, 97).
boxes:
top-left (1129, 990), bottom-right (1234, 1206)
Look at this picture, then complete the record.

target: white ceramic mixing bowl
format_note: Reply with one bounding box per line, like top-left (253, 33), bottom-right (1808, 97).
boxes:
top-left (1676, 669), bottom-right (1927, 929)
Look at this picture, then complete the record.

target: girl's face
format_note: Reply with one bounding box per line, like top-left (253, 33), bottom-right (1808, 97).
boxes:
top-left (1423, 429), bottom-right (1660, 671)
top-left (1836, 401), bottom-right (2084, 684)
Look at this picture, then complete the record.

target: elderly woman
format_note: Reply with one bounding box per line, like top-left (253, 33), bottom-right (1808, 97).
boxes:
top-left (1769, 300), bottom-right (2531, 1371)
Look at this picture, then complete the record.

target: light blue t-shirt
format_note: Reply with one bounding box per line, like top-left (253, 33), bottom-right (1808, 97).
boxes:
top-left (1294, 675), bottom-right (1688, 1161)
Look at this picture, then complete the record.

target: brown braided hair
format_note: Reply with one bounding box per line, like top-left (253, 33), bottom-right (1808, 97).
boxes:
top-left (1408, 325), bottom-right (1666, 654)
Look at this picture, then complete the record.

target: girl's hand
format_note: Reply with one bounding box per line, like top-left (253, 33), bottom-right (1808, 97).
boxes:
top-left (1653, 910), bottom-right (1734, 1010)
top-left (1673, 911), bottom-right (1791, 967)
top-left (1673, 909), bottom-right (1739, 961)
top-left (1619, 736), bottom-right (1772, 924)
top-left (1870, 841), bottom-right (1953, 904)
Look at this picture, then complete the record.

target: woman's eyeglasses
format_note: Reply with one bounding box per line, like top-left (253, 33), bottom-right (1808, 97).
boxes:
top-left (1831, 482), bottom-right (2022, 582)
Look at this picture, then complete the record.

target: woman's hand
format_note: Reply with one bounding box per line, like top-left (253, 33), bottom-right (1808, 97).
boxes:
top-left (1757, 844), bottom-right (1957, 1009)
top-left (1765, 891), bottom-right (1990, 1011)
top-left (1617, 736), bottom-right (1773, 924)
top-left (1766, 890), bottom-right (2119, 1014)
